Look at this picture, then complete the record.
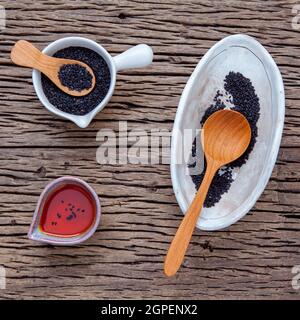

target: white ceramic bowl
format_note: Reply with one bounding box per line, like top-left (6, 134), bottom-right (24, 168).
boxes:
top-left (32, 37), bottom-right (153, 128)
top-left (171, 34), bottom-right (285, 231)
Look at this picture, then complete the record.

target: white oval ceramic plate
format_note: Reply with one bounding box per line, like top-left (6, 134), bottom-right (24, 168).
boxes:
top-left (171, 34), bottom-right (285, 231)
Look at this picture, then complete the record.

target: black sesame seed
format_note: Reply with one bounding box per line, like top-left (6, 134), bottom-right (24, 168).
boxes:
top-left (58, 63), bottom-right (92, 92)
top-left (66, 214), bottom-right (73, 221)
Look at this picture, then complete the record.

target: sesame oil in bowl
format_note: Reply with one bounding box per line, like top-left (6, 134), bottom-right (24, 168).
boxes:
top-left (39, 183), bottom-right (96, 237)
top-left (28, 177), bottom-right (101, 245)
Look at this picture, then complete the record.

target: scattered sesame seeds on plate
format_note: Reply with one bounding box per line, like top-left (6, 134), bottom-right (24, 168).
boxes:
top-left (188, 71), bottom-right (260, 208)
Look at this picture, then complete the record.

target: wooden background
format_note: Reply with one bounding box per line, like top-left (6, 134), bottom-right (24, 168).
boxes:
top-left (0, 0), bottom-right (299, 299)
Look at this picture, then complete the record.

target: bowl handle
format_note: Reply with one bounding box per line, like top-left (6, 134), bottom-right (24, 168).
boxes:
top-left (112, 44), bottom-right (153, 72)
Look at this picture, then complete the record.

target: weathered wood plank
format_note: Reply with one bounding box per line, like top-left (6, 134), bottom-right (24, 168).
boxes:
top-left (0, 0), bottom-right (299, 299)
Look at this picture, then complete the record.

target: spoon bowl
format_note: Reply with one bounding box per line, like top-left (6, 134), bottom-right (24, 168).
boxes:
top-left (202, 109), bottom-right (251, 165)
top-left (11, 40), bottom-right (96, 96)
top-left (164, 109), bottom-right (251, 277)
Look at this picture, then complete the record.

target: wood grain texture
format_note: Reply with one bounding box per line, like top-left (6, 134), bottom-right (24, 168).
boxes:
top-left (0, 0), bottom-right (300, 299)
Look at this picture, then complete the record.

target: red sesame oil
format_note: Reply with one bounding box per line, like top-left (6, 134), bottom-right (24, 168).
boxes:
top-left (39, 184), bottom-right (96, 237)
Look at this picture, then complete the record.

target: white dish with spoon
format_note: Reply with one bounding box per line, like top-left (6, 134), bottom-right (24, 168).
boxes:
top-left (171, 34), bottom-right (285, 231)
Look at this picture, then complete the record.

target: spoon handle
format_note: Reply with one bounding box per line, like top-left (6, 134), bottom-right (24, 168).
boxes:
top-left (164, 160), bottom-right (219, 277)
top-left (11, 40), bottom-right (45, 69)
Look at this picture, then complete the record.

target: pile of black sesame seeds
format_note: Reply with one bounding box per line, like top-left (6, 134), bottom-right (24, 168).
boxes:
top-left (189, 71), bottom-right (260, 207)
top-left (58, 63), bottom-right (93, 92)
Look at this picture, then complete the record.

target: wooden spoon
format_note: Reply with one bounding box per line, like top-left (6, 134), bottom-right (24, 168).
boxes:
top-left (10, 40), bottom-right (96, 97)
top-left (164, 109), bottom-right (251, 277)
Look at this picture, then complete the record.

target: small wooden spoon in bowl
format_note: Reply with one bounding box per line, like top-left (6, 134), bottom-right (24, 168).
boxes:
top-left (164, 109), bottom-right (251, 277)
top-left (10, 40), bottom-right (96, 97)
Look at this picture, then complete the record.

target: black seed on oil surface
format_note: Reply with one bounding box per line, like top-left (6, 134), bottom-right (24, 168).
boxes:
top-left (189, 71), bottom-right (260, 208)
top-left (42, 47), bottom-right (111, 116)
top-left (58, 63), bottom-right (93, 92)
